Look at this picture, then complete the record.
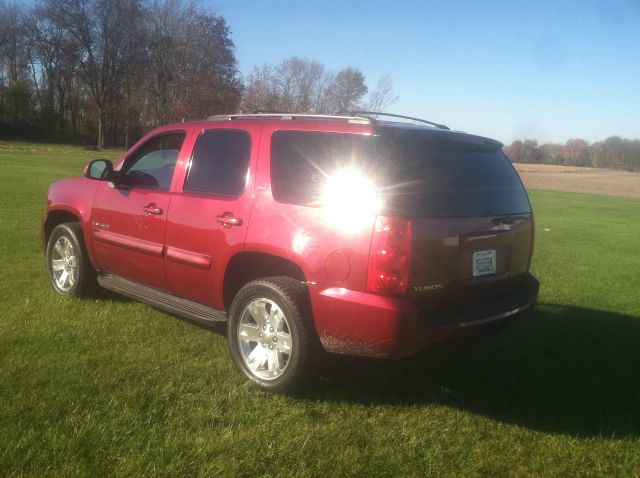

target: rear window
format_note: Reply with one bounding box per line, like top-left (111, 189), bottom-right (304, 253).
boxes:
top-left (185, 129), bottom-right (251, 197)
top-left (270, 128), bottom-right (531, 217)
top-left (375, 127), bottom-right (531, 217)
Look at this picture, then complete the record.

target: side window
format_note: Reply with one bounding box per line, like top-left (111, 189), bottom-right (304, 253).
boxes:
top-left (122, 132), bottom-right (186, 190)
top-left (184, 129), bottom-right (251, 197)
top-left (270, 131), bottom-right (372, 205)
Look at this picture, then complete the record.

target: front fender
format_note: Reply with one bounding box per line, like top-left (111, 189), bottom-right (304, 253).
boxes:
top-left (44, 177), bottom-right (101, 265)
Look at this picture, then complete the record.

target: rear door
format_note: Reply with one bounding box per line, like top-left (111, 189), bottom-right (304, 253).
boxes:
top-left (164, 125), bottom-right (258, 309)
top-left (91, 131), bottom-right (186, 290)
top-left (374, 127), bottom-right (534, 320)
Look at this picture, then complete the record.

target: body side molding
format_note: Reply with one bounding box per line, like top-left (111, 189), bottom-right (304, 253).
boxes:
top-left (94, 229), bottom-right (164, 256)
top-left (166, 246), bottom-right (212, 270)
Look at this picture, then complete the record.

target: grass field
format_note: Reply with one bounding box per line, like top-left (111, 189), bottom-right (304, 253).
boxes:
top-left (514, 163), bottom-right (640, 199)
top-left (1, 142), bottom-right (639, 477)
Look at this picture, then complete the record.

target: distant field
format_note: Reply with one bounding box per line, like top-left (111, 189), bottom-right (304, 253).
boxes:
top-left (1, 142), bottom-right (640, 477)
top-left (514, 163), bottom-right (640, 197)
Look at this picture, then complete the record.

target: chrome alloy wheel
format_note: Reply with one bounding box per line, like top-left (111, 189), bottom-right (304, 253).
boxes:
top-left (50, 236), bottom-right (78, 292)
top-left (237, 298), bottom-right (293, 380)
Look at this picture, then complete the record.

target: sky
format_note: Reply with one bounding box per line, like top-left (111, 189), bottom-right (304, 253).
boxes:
top-left (213, 0), bottom-right (640, 145)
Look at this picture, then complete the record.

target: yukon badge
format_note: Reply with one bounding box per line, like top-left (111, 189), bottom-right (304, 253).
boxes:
top-left (413, 284), bottom-right (444, 293)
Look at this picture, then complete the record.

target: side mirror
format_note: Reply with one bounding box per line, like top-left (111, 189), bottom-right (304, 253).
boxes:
top-left (84, 159), bottom-right (114, 180)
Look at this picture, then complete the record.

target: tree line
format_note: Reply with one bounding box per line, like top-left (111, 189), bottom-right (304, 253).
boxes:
top-left (505, 137), bottom-right (640, 172)
top-left (0, 0), bottom-right (397, 149)
top-left (0, 0), bottom-right (242, 148)
top-left (242, 58), bottom-right (398, 114)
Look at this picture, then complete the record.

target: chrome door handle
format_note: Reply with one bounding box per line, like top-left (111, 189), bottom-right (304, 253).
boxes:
top-left (143, 204), bottom-right (163, 215)
top-left (216, 213), bottom-right (243, 227)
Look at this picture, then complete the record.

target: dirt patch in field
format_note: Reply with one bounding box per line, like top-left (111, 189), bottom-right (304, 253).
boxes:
top-left (513, 163), bottom-right (640, 198)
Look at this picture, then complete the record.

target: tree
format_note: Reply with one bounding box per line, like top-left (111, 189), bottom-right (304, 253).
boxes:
top-left (505, 139), bottom-right (543, 163)
top-left (0, 1), bottom-right (29, 84)
top-left (242, 63), bottom-right (280, 112)
top-left (328, 67), bottom-right (367, 113)
top-left (561, 138), bottom-right (589, 166)
top-left (539, 143), bottom-right (563, 165)
top-left (364, 74), bottom-right (398, 112)
top-left (274, 56), bottom-right (325, 112)
top-left (175, 10), bottom-right (242, 119)
top-left (42, 0), bottom-right (144, 148)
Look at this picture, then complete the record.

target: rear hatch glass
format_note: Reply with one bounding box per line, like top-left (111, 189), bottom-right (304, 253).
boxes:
top-left (372, 126), bottom-right (534, 323)
top-left (373, 126), bottom-right (531, 218)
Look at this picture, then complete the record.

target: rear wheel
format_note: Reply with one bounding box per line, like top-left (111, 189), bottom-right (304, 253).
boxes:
top-left (46, 223), bottom-right (95, 297)
top-left (227, 277), bottom-right (317, 393)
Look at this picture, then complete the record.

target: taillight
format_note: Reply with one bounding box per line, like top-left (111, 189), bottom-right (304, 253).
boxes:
top-left (367, 216), bottom-right (412, 296)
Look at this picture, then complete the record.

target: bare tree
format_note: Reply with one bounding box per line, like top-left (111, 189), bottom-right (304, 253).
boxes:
top-left (505, 139), bottom-right (542, 163)
top-left (242, 64), bottom-right (279, 111)
top-left (42, 0), bottom-right (144, 148)
top-left (274, 57), bottom-right (325, 112)
top-left (562, 138), bottom-right (589, 166)
top-left (364, 74), bottom-right (398, 112)
top-left (0, 1), bottom-right (29, 84)
top-left (24, 6), bottom-right (82, 137)
top-left (243, 57), bottom-right (333, 113)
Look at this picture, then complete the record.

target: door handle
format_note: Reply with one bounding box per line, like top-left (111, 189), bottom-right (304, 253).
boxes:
top-left (143, 204), bottom-right (163, 215)
top-left (216, 212), bottom-right (243, 227)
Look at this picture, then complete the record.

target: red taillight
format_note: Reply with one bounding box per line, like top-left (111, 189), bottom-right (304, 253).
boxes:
top-left (367, 216), bottom-right (412, 296)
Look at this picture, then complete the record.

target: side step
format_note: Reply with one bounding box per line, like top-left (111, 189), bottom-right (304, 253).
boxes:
top-left (97, 272), bottom-right (226, 326)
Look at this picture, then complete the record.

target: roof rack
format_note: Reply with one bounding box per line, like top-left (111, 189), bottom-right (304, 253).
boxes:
top-left (206, 113), bottom-right (370, 122)
top-left (205, 111), bottom-right (451, 130)
top-left (348, 110), bottom-right (450, 130)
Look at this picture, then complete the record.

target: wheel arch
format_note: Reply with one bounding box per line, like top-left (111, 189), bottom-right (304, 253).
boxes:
top-left (223, 251), bottom-right (308, 311)
top-left (43, 209), bottom-right (82, 246)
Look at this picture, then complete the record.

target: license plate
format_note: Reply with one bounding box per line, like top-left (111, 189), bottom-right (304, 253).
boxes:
top-left (473, 250), bottom-right (496, 277)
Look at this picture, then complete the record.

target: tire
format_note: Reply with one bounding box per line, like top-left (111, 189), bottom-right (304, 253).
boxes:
top-left (46, 223), bottom-right (95, 297)
top-left (227, 277), bottom-right (318, 393)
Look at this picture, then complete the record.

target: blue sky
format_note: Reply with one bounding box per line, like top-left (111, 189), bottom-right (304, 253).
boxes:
top-left (214, 0), bottom-right (639, 144)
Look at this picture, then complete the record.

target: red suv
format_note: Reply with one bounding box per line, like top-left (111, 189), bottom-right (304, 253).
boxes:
top-left (42, 113), bottom-right (539, 392)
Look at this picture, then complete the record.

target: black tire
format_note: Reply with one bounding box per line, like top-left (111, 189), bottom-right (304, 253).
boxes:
top-left (46, 223), bottom-right (95, 297)
top-left (227, 276), bottom-right (318, 393)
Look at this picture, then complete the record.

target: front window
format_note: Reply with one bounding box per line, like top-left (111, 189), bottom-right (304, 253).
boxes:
top-left (121, 132), bottom-right (186, 190)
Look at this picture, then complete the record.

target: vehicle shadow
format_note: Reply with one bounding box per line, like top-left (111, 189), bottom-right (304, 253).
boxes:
top-left (309, 303), bottom-right (640, 438)
top-left (93, 288), bottom-right (227, 334)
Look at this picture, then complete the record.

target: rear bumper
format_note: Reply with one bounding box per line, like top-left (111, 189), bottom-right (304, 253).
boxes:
top-left (311, 272), bottom-right (539, 358)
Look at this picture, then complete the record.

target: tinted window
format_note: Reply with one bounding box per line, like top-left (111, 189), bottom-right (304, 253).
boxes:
top-left (270, 128), bottom-right (531, 218)
top-left (122, 132), bottom-right (185, 190)
top-left (185, 130), bottom-right (251, 196)
top-left (374, 127), bottom-right (531, 217)
top-left (271, 131), bottom-right (372, 205)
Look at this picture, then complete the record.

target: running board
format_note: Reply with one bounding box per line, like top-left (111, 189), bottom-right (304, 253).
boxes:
top-left (97, 272), bottom-right (227, 325)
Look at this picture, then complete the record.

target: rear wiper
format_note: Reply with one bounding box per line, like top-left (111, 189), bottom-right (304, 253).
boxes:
top-left (491, 215), bottom-right (529, 225)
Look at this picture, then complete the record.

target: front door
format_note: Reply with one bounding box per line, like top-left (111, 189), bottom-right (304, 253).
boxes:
top-left (91, 131), bottom-right (187, 291)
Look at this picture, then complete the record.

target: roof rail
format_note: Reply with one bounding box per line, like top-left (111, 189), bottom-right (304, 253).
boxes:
top-left (206, 113), bottom-right (371, 122)
top-left (348, 110), bottom-right (450, 130)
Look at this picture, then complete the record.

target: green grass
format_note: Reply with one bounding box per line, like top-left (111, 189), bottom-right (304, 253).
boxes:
top-left (1, 141), bottom-right (639, 477)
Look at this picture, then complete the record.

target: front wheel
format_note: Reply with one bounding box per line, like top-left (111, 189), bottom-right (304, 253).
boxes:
top-left (46, 223), bottom-right (95, 297)
top-left (227, 277), bottom-right (317, 393)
